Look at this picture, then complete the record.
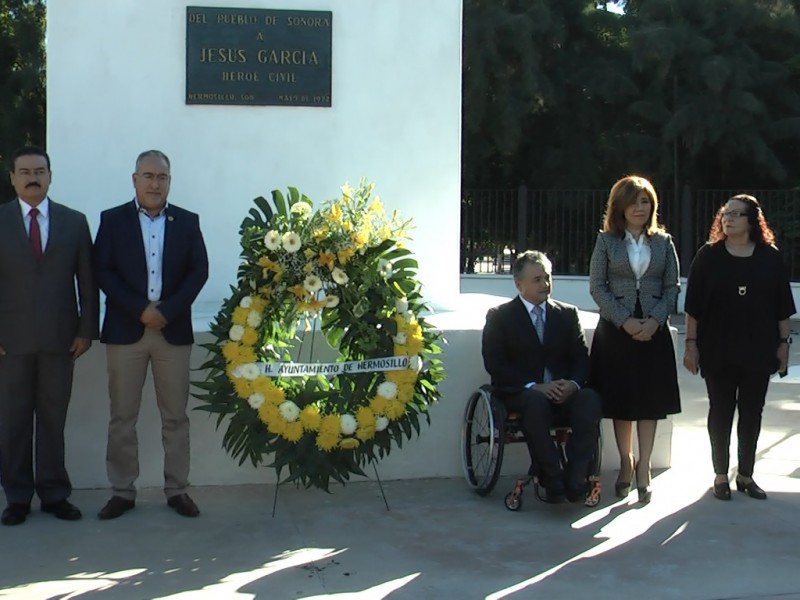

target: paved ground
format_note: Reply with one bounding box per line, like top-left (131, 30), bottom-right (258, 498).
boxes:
top-left (1, 319), bottom-right (799, 600)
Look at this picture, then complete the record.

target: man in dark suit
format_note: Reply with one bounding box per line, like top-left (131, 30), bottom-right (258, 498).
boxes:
top-left (94, 150), bottom-right (208, 519)
top-left (0, 145), bottom-right (99, 525)
top-left (482, 250), bottom-right (601, 503)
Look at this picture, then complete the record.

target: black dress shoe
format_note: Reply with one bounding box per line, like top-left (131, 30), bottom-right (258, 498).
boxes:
top-left (736, 477), bottom-right (767, 500)
top-left (167, 493), bottom-right (200, 517)
top-left (41, 499), bottom-right (82, 521)
top-left (1, 504), bottom-right (31, 526)
top-left (567, 482), bottom-right (588, 503)
top-left (713, 481), bottom-right (731, 501)
top-left (98, 496), bottom-right (135, 520)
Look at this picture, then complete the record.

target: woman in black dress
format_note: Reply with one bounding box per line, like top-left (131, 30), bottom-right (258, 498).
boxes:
top-left (589, 176), bottom-right (681, 503)
top-left (684, 194), bottom-right (795, 501)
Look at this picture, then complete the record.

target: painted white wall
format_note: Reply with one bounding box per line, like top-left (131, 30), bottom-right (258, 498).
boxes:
top-left (46, 0), bottom-right (462, 314)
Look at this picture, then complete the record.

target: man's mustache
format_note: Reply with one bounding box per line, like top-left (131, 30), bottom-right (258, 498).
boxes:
top-left (25, 182), bottom-right (41, 188)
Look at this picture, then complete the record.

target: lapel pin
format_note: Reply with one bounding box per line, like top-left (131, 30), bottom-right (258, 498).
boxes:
top-left (168, 216), bottom-right (174, 222)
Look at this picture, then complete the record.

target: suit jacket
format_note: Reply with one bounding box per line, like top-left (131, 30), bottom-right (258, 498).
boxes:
top-left (0, 199), bottom-right (99, 354)
top-left (482, 296), bottom-right (590, 392)
top-left (589, 230), bottom-right (680, 328)
top-left (94, 200), bottom-right (208, 345)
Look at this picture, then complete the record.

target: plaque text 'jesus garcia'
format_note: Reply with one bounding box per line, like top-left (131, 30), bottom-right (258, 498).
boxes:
top-left (186, 7), bottom-right (332, 107)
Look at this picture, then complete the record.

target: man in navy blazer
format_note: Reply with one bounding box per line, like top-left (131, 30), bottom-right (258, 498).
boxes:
top-left (482, 250), bottom-right (601, 503)
top-left (94, 150), bottom-right (208, 519)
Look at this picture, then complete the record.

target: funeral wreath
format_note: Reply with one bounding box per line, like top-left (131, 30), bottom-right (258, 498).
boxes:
top-left (194, 180), bottom-right (445, 490)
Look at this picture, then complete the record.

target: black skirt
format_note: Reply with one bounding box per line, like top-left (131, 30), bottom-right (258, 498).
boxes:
top-left (589, 315), bottom-right (681, 420)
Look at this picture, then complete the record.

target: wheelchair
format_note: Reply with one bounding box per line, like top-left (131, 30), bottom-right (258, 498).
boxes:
top-left (461, 384), bottom-right (602, 511)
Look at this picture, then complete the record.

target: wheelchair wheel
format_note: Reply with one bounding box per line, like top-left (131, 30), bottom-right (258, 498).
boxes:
top-left (461, 386), bottom-right (505, 496)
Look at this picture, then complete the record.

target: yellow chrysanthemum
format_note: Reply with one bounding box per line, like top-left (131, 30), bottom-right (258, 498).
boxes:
top-left (385, 400), bottom-right (405, 419)
top-left (249, 296), bottom-right (267, 312)
top-left (241, 327), bottom-right (258, 346)
top-left (283, 421), bottom-right (304, 442)
top-left (316, 432), bottom-right (339, 451)
top-left (258, 401), bottom-right (280, 425)
top-left (264, 385), bottom-right (286, 406)
top-left (231, 306), bottom-right (249, 325)
top-left (356, 406), bottom-right (375, 428)
top-left (397, 384), bottom-right (414, 404)
top-left (369, 396), bottom-right (388, 415)
top-left (386, 369), bottom-right (417, 385)
top-left (233, 378), bottom-right (255, 399)
top-left (250, 376), bottom-right (273, 396)
top-left (267, 417), bottom-right (287, 435)
top-left (355, 425), bottom-right (375, 441)
top-left (303, 248), bottom-right (315, 260)
top-left (320, 414), bottom-right (340, 436)
top-left (222, 341), bottom-right (242, 362)
top-left (406, 338), bottom-right (423, 355)
top-left (367, 197), bottom-right (384, 214)
top-left (300, 405), bottom-right (321, 431)
top-left (339, 437), bottom-right (360, 450)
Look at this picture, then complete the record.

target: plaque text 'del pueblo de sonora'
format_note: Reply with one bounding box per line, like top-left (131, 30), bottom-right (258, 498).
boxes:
top-left (186, 7), bottom-right (332, 107)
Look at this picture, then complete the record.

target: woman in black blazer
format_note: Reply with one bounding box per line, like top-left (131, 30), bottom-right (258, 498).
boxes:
top-left (589, 176), bottom-right (681, 503)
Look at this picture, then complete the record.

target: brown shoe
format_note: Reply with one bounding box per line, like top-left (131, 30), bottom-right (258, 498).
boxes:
top-left (98, 496), bottom-right (135, 520)
top-left (167, 493), bottom-right (199, 517)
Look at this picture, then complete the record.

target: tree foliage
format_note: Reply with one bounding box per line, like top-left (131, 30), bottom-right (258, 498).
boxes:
top-left (463, 0), bottom-right (800, 191)
top-left (0, 0), bottom-right (45, 202)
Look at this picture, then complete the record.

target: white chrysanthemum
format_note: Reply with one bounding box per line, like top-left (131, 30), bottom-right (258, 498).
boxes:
top-left (232, 365), bottom-right (245, 379)
top-left (379, 259), bottom-right (393, 277)
top-left (248, 393), bottom-right (265, 410)
top-left (282, 231), bottom-right (301, 253)
top-left (239, 296), bottom-right (253, 309)
top-left (340, 413), bottom-right (357, 435)
top-left (290, 201), bottom-right (312, 219)
top-left (246, 311), bottom-right (262, 328)
top-left (325, 294), bottom-right (340, 308)
top-left (303, 274), bottom-right (323, 293)
top-left (229, 324), bottom-right (245, 341)
top-left (393, 332), bottom-right (407, 345)
top-left (408, 356), bottom-right (423, 372)
top-left (396, 297), bottom-right (408, 313)
top-left (331, 267), bottom-right (349, 285)
top-left (375, 416), bottom-right (389, 432)
top-left (377, 381), bottom-right (398, 399)
top-left (264, 230), bottom-right (281, 250)
top-left (279, 401), bottom-right (301, 422)
top-left (240, 363), bottom-right (260, 380)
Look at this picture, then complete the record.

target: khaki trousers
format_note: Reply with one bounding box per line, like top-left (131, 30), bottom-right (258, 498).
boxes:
top-left (105, 328), bottom-right (192, 500)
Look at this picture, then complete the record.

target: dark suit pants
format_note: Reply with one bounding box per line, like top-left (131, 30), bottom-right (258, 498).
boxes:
top-left (501, 387), bottom-right (601, 488)
top-left (0, 352), bottom-right (74, 505)
top-left (705, 368), bottom-right (770, 477)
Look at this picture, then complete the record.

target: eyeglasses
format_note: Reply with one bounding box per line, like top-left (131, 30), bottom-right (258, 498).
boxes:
top-left (721, 210), bottom-right (748, 219)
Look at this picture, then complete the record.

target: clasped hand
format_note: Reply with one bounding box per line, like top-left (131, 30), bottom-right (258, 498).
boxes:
top-left (622, 317), bottom-right (659, 342)
top-left (140, 301), bottom-right (167, 329)
top-left (534, 379), bottom-right (577, 404)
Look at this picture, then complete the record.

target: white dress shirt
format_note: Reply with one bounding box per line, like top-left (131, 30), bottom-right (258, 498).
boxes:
top-left (625, 229), bottom-right (651, 289)
top-left (19, 197), bottom-right (50, 251)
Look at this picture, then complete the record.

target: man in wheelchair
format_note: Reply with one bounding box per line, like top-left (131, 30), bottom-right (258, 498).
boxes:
top-left (482, 250), bottom-right (602, 503)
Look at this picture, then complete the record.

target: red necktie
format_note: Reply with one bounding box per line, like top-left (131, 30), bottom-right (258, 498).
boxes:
top-left (29, 207), bottom-right (42, 259)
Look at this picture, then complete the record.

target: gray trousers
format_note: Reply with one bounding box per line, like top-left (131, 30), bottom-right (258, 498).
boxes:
top-left (0, 352), bottom-right (75, 505)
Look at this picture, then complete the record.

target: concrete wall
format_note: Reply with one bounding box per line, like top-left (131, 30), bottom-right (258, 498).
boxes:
top-left (64, 294), bottom-right (673, 490)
